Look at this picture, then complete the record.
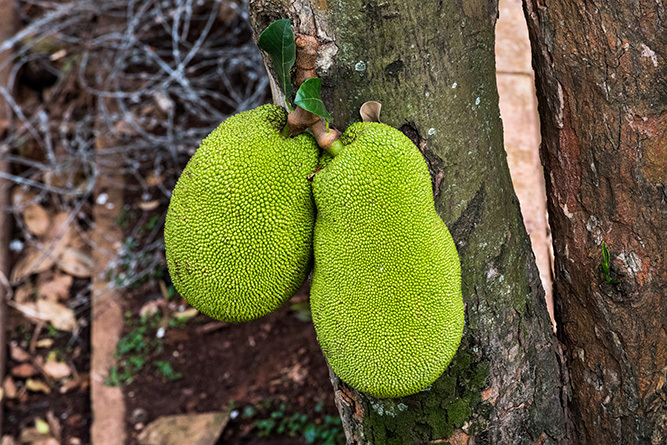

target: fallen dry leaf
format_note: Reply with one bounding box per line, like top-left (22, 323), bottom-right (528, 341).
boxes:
top-left (10, 247), bottom-right (55, 282)
top-left (36, 299), bottom-right (77, 332)
top-left (19, 425), bottom-right (59, 445)
top-left (33, 438), bottom-right (59, 445)
top-left (138, 200), bottom-right (160, 211)
top-left (114, 117), bottom-right (138, 136)
top-left (49, 48), bottom-right (67, 61)
top-left (11, 212), bottom-right (83, 283)
top-left (146, 172), bottom-right (164, 187)
top-left (137, 411), bottom-right (231, 445)
top-left (9, 343), bottom-right (31, 362)
top-left (11, 212), bottom-right (78, 282)
top-left (59, 373), bottom-right (88, 394)
top-left (14, 282), bottom-right (36, 304)
top-left (19, 427), bottom-right (49, 444)
top-left (38, 273), bottom-right (73, 301)
top-left (22, 204), bottom-right (51, 237)
top-left (25, 378), bottom-right (51, 394)
top-left (47, 212), bottom-right (76, 243)
top-left (3, 376), bottom-right (18, 399)
top-left (35, 338), bottom-right (54, 348)
top-left (15, 300), bottom-right (77, 332)
top-left (173, 307), bottom-right (198, 321)
top-left (35, 418), bottom-right (50, 435)
top-left (46, 411), bottom-right (62, 442)
top-left (42, 361), bottom-right (71, 380)
top-left (283, 362), bottom-right (308, 385)
top-left (1, 433), bottom-right (18, 445)
top-left (139, 300), bottom-right (163, 318)
top-left (10, 363), bottom-right (38, 378)
top-left (56, 247), bottom-right (93, 278)
top-left (17, 386), bottom-right (28, 403)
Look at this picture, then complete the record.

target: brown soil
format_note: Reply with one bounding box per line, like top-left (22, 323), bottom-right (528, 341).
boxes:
top-left (121, 283), bottom-right (340, 444)
top-left (3, 305), bottom-right (91, 443)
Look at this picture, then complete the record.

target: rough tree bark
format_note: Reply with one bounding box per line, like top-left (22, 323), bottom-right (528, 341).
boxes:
top-left (0, 0), bottom-right (16, 435)
top-left (524, 2), bottom-right (667, 444)
top-left (249, 1), bottom-right (570, 443)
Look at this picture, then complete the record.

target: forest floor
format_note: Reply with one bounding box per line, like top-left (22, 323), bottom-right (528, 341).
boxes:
top-left (0, 0), bottom-right (548, 444)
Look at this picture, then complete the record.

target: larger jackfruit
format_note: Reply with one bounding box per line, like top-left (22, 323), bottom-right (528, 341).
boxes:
top-left (165, 104), bottom-right (319, 322)
top-left (310, 122), bottom-right (464, 398)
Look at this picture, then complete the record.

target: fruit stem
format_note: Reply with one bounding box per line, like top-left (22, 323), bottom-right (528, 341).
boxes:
top-left (282, 33), bottom-right (344, 153)
top-left (327, 139), bottom-right (344, 157)
top-left (310, 119), bottom-right (342, 153)
top-left (280, 123), bottom-right (291, 138)
top-left (295, 35), bottom-right (318, 87)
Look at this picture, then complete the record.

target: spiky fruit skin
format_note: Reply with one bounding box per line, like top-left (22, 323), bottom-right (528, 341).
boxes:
top-left (164, 104), bottom-right (319, 322)
top-left (310, 122), bottom-right (464, 398)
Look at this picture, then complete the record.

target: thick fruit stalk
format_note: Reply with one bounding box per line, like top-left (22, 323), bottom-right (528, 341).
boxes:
top-left (310, 122), bottom-right (464, 398)
top-left (165, 104), bottom-right (320, 322)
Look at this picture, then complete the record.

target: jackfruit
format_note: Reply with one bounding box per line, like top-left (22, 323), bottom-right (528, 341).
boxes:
top-left (310, 122), bottom-right (464, 398)
top-left (164, 104), bottom-right (319, 322)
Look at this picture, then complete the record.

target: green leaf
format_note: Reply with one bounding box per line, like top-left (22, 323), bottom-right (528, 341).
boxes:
top-left (601, 241), bottom-right (610, 265)
top-left (295, 78), bottom-right (333, 121)
top-left (258, 19), bottom-right (295, 98)
top-left (303, 424), bottom-right (318, 443)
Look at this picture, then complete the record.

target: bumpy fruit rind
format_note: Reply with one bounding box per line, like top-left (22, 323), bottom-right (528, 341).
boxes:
top-left (165, 104), bottom-right (319, 322)
top-left (311, 122), bottom-right (464, 398)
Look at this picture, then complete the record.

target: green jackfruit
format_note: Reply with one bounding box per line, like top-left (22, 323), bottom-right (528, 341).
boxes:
top-left (310, 122), bottom-right (464, 398)
top-left (164, 104), bottom-right (319, 322)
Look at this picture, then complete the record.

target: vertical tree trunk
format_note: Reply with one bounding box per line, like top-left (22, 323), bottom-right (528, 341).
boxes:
top-left (524, 1), bottom-right (667, 443)
top-left (249, 1), bottom-right (570, 442)
top-left (0, 0), bottom-right (16, 435)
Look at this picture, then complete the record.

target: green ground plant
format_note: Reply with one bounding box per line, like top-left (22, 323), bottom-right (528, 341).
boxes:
top-left (239, 400), bottom-right (345, 444)
top-left (105, 312), bottom-right (184, 386)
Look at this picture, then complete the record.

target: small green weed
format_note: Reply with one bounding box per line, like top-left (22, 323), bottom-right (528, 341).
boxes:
top-left (240, 400), bottom-right (344, 444)
top-left (138, 214), bottom-right (161, 237)
top-left (600, 242), bottom-right (620, 284)
top-left (290, 300), bottom-right (312, 322)
top-left (107, 237), bottom-right (163, 290)
top-left (168, 316), bottom-right (189, 329)
top-left (165, 283), bottom-right (177, 299)
top-left (154, 360), bottom-right (183, 381)
top-left (105, 313), bottom-right (169, 386)
top-left (116, 206), bottom-right (138, 230)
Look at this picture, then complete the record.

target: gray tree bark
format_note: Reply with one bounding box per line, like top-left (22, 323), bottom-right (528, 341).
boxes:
top-left (249, 1), bottom-right (570, 442)
top-left (524, 1), bottom-right (667, 443)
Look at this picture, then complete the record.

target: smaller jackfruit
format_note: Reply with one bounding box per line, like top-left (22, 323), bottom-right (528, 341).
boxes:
top-left (310, 122), bottom-right (464, 398)
top-left (164, 104), bottom-right (319, 322)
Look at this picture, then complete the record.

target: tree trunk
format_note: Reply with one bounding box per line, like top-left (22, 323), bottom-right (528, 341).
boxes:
top-left (524, 1), bottom-right (667, 444)
top-left (0, 0), bottom-right (16, 436)
top-left (249, 1), bottom-right (570, 443)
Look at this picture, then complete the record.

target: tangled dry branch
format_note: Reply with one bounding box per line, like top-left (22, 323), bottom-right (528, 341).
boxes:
top-left (1, 0), bottom-right (270, 292)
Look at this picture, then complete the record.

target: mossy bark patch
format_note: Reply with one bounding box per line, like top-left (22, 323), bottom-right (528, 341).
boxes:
top-left (355, 340), bottom-right (490, 444)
